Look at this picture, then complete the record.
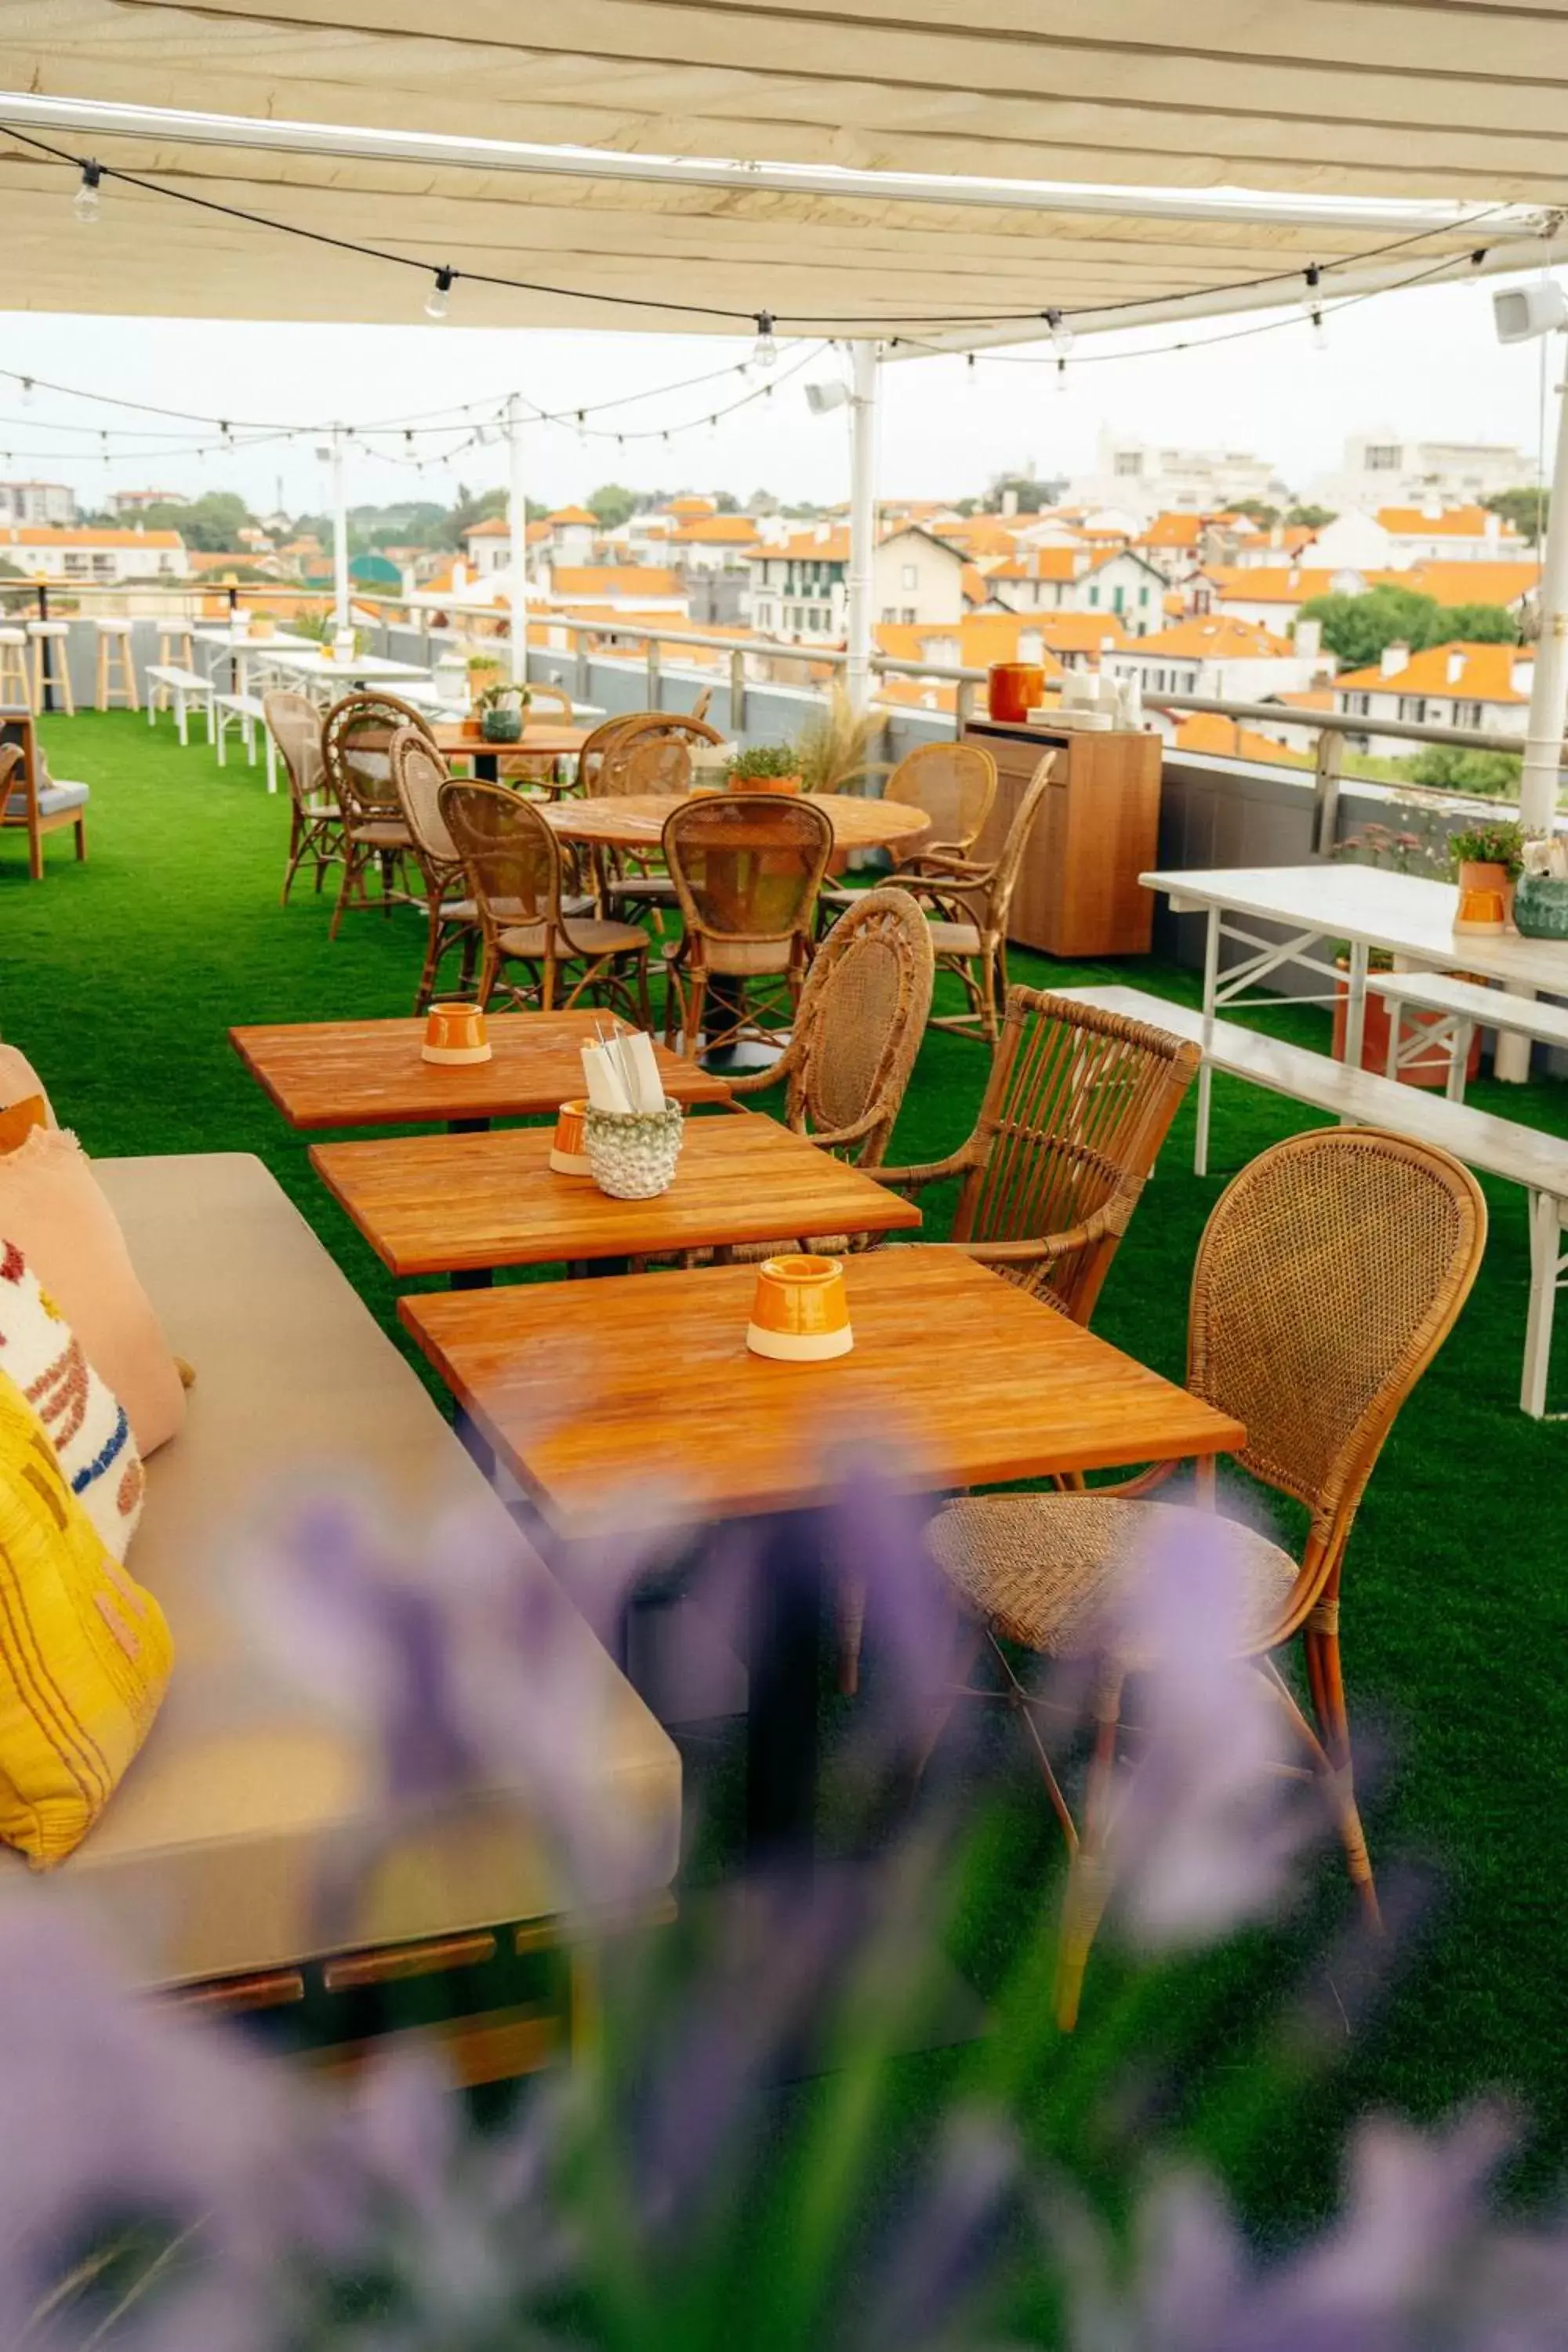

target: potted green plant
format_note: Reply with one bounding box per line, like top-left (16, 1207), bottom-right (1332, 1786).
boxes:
top-left (792, 685), bottom-right (889, 797)
top-left (475, 681), bottom-right (530, 744)
top-left (1450, 818), bottom-right (1524, 935)
top-left (723, 742), bottom-right (803, 793)
top-left (466, 649), bottom-right (504, 717)
top-left (1514, 833), bottom-right (1568, 939)
top-left (1331, 822), bottom-right (1479, 1085)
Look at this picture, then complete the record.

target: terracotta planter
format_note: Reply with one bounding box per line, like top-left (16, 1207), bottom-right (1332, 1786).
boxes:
top-left (730, 774), bottom-right (802, 793)
top-left (988, 662), bottom-right (1046, 724)
top-left (1332, 966), bottom-right (1481, 1089)
top-left (1454, 858), bottom-right (1512, 935)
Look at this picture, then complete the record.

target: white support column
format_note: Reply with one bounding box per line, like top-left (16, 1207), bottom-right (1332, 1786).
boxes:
top-left (506, 393), bottom-right (528, 689)
top-left (1501, 348), bottom-right (1568, 1081)
top-left (329, 424), bottom-right (350, 636)
top-left (844, 339), bottom-right (880, 713)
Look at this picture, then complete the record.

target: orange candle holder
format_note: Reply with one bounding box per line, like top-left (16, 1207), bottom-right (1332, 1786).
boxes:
top-left (746, 1254), bottom-right (853, 1362)
top-left (549, 1098), bottom-right (592, 1176)
top-left (421, 1002), bottom-right (491, 1065)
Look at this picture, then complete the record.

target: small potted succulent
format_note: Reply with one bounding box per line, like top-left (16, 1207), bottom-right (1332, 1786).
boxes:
top-left (476, 681), bottom-right (531, 744)
top-left (1450, 818), bottom-right (1525, 935)
top-left (466, 649), bottom-right (505, 716)
top-left (1514, 832), bottom-right (1568, 939)
top-left (723, 742), bottom-right (802, 793)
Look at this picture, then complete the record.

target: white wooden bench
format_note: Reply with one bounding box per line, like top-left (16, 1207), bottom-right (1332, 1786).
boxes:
top-left (1372, 971), bottom-right (1568, 1104)
top-left (1054, 984), bottom-right (1568, 1421)
top-left (212, 690), bottom-right (277, 790)
top-left (145, 663), bottom-right (214, 748)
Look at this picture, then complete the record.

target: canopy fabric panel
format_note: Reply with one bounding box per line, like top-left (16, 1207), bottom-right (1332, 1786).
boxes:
top-left (0, 0), bottom-right (1558, 332)
top-left (5, 0), bottom-right (1568, 199)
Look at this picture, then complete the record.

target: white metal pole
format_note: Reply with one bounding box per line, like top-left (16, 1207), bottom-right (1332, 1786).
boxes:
top-left (845, 340), bottom-right (880, 712)
top-left (1519, 347), bottom-right (1568, 838)
top-left (330, 424), bottom-right (350, 636)
top-left (506, 393), bottom-right (528, 689)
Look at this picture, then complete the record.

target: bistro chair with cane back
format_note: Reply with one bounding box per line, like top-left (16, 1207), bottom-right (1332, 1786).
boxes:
top-left (896, 753), bottom-right (1054, 1041)
top-left (267, 691), bottom-right (341, 906)
top-left (490, 681), bottom-right (576, 797)
top-left (662, 792), bottom-right (834, 1060)
top-left (927, 1126), bottom-right (1487, 2031)
top-left (321, 691), bottom-right (435, 939)
top-left (439, 777), bottom-right (652, 1025)
top-left (594, 734), bottom-right (695, 927)
top-left (389, 728), bottom-right (481, 1012)
top-left (819, 741), bottom-right (999, 920)
top-left (874, 985), bottom-right (1200, 1318)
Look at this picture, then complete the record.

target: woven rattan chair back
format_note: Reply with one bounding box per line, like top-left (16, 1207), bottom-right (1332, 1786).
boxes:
top-left (615, 711), bottom-right (724, 758)
top-left (525, 683), bottom-right (573, 719)
top-left (786, 887), bottom-right (935, 1163)
top-left (390, 728), bottom-right (459, 868)
top-left (887, 741), bottom-right (997, 855)
top-left (690, 687), bottom-right (713, 723)
top-left (323, 692), bottom-right (435, 828)
top-left (954, 985), bottom-right (1200, 1317)
top-left (263, 691), bottom-right (325, 811)
top-left (576, 715), bottom-right (637, 795)
top-left (663, 792), bottom-right (833, 951)
top-left (438, 777), bottom-right (562, 938)
top-left (1189, 1127), bottom-right (1486, 1554)
top-left (598, 735), bottom-right (695, 797)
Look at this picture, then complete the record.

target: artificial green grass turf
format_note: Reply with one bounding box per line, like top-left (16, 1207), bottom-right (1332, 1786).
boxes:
top-left (5, 711), bottom-right (1568, 2220)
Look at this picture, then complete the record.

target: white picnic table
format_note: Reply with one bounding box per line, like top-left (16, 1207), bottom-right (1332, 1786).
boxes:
top-left (261, 646), bottom-right (436, 699)
top-left (191, 626), bottom-right (319, 698)
top-left (1141, 863), bottom-right (1568, 1176)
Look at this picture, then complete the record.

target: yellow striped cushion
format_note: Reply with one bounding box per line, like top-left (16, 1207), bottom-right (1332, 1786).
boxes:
top-left (0, 1367), bottom-right (173, 1867)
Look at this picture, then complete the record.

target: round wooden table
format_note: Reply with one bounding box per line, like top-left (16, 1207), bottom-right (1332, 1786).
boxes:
top-left (543, 792), bottom-right (931, 863)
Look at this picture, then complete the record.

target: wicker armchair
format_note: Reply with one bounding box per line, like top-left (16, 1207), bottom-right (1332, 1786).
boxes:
top-left (389, 728), bottom-right (479, 1011)
top-left (267, 691), bottom-right (340, 906)
top-left (821, 742), bottom-right (998, 918)
top-left (525, 684), bottom-right (573, 719)
top-left (597, 735), bottom-right (695, 927)
top-left (877, 985), bottom-right (1199, 1317)
top-left (928, 1127), bottom-right (1487, 2029)
top-left (898, 753), bottom-right (1054, 1040)
top-left (661, 792), bottom-right (833, 1059)
top-left (321, 691), bottom-right (434, 938)
top-left (438, 778), bottom-right (651, 1024)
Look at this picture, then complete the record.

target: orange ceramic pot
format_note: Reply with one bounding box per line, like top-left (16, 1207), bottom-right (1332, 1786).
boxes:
top-left (422, 1002), bottom-right (491, 1065)
top-left (987, 662), bottom-right (1047, 724)
top-left (1454, 860), bottom-right (1512, 936)
top-left (549, 1098), bottom-right (592, 1176)
top-left (746, 1254), bottom-right (853, 1362)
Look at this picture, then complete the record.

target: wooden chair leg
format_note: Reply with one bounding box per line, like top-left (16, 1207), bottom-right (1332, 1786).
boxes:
top-left (73, 815), bottom-right (86, 865)
top-left (28, 818), bottom-right (42, 882)
top-left (95, 636), bottom-right (108, 711)
top-left (1303, 1621), bottom-right (1381, 1927)
top-left (330, 841), bottom-right (367, 941)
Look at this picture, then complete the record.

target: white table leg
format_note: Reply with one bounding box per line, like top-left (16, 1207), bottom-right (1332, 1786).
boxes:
top-left (1445, 1022), bottom-right (1472, 1105)
top-left (1343, 938), bottom-right (1370, 1071)
top-left (1522, 1190), bottom-right (1561, 1419)
top-left (1195, 905), bottom-right (1220, 1178)
top-left (1496, 991), bottom-right (1537, 1084)
top-left (1383, 994), bottom-right (1400, 1081)
top-left (175, 687), bottom-right (188, 748)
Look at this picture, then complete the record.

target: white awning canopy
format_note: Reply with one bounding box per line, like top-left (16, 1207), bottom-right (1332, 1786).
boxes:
top-left (0, 0), bottom-right (1562, 337)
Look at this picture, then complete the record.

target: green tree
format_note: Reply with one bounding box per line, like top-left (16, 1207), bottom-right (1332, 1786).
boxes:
top-left (1483, 486), bottom-right (1548, 547)
top-left (136, 490), bottom-right (254, 552)
top-left (1231, 499), bottom-right (1279, 527)
top-left (1284, 503), bottom-right (1337, 528)
top-left (1299, 585), bottom-right (1517, 669)
top-left (1442, 603), bottom-right (1520, 644)
top-left (1401, 745), bottom-right (1522, 798)
top-left (586, 483), bottom-right (640, 529)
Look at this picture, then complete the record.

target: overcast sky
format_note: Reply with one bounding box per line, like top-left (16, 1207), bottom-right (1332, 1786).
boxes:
top-left (0, 272), bottom-right (1559, 518)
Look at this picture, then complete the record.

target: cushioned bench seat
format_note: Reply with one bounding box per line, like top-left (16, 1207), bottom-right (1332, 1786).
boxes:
top-left (0, 1152), bottom-right (681, 1991)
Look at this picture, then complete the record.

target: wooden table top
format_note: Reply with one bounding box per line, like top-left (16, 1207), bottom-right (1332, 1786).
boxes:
top-left (401, 1247), bottom-right (1245, 1526)
top-left (310, 1109), bottom-right (921, 1276)
top-left (231, 1013), bottom-right (731, 1131)
top-left (543, 793), bottom-right (931, 854)
top-left (431, 722), bottom-right (590, 758)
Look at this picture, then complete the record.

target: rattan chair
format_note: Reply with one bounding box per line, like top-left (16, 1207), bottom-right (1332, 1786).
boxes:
top-left (897, 753), bottom-right (1054, 1040)
top-left (439, 778), bottom-right (651, 1024)
top-left (876, 985), bottom-right (1199, 1316)
top-left (661, 792), bottom-right (834, 1059)
top-left (821, 742), bottom-right (999, 919)
top-left (928, 1126), bottom-right (1487, 2030)
top-left (322, 691), bottom-right (434, 938)
top-left (525, 684), bottom-right (573, 720)
top-left (266, 691), bottom-right (340, 906)
top-left (690, 687), bottom-right (713, 723)
top-left (597, 735), bottom-right (695, 927)
top-left (389, 728), bottom-right (480, 1011)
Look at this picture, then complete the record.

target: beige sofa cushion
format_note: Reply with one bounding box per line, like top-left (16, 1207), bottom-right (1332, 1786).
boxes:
top-left (0, 1153), bottom-right (680, 1987)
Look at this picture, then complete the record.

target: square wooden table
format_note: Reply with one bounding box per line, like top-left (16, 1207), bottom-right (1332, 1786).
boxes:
top-left (401, 1249), bottom-right (1243, 1861)
top-left (310, 1110), bottom-right (921, 1279)
top-left (232, 1013), bottom-right (731, 1132)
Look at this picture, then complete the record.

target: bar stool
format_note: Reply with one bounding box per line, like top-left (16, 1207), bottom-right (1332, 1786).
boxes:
top-left (0, 626), bottom-right (33, 711)
top-left (156, 623), bottom-right (196, 671)
top-left (93, 619), bottom-right (140, 713)
top-left (27, 620), bottom-right (74, 717)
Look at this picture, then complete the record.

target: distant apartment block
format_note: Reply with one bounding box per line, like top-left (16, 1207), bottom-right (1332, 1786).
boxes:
top-left (0, 524), bottom-right (189, 581)
top-left (0, 481), bottom-right (77, 527)
top-left (104, 488), bottom-right (185, 517)
top-left (1068, 430), bottom-right (1287, 523)
top-left (1315, 430), bottom-right (1533, 514)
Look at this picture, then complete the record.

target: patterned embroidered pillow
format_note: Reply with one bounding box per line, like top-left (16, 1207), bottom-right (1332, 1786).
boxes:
top-left (0, 1241), bottom-right (144, 1562)
top-left (0, 1366), bottom-right (173, 1867)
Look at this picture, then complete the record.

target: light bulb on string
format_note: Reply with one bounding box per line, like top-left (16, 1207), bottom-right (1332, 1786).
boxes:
top-left (753, 311), bottom-right (778, 369)
top-left (424, 267), bottom-right (453, 321)
top-left (575, 410), bottom-right (586, 445)
top-left (1046, 308), bottom-right (1074, 359)
top-left (1056, 356), bottom-right (1069, 395)
top-left (1301, 264), bottom-right (1327, 348)
top-left (73, 162), bottom-right (102, 223)
top-left (19, 378), bottom-right (33, 409)
top-left (966, 352), bottom-right (978, 389)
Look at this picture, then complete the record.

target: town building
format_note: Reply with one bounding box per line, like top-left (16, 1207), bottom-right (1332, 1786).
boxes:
top-left (1067, 430), bottom-right (1286, 524)
top-left (0, 523), bottom-right (188, 581)
top-left (103, 488), bottom-right (183, 518)
top-left (1069, 546), bottom-right (1167, 635)
top-left (1101, 614), bottom-right (1327, 712)
top-left (746, 523), bottom-right (966, 642)
top-left (0, 481), bottom-right (77, 527)
top-left (1330, 640), bottom-right (1532, 758)
top-left (1314, 430), bottom-right (1533, 514)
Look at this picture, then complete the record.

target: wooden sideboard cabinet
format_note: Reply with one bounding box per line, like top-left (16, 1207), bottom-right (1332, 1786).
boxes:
top-left (960, 719), bottom-right (1162, 959)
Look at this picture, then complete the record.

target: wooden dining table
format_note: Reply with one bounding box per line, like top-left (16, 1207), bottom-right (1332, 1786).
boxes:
top-left (231, 1012), bottom-right (730, 1132)
top-left (543, 791), bottom-right (930, 865)
top-left (401, 1248), bottom-right (1245, 1859)
top-left (310, 1109), bottom-right (920, 1282)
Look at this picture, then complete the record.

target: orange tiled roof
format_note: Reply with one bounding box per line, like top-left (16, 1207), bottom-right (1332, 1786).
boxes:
top-left (463, 516), bottom-right (510, 539)
top-left (987, 546), bottom-right (1082, 583)
top-left (1134, 512), bottom-right (1208, 550)
top-left (1374, 503), bottom-right (1515, 537)
top-left (669, 516), bottom-right (760, 545)
top-left (1334, 640), bottom-right (1531, 702)
top-left (2, 524), bottom-right (183, 548)
top-left (750, 529), bottom-right (851, 563)
top-left (1206, 564), bottom-right (1344, 604)
top-left (663, 495), bottom-right (718, 517)
top-left (960, 563), bottom-right (992, 604)
top-left (1174, 712), bottom-right (1312, 767)
top-left (546, 505), bottom-right (599, 526)
top-left (1120, 614), bottom-right (1296, 657)
top-left (1028, 612), bottom-right (1131, 653)
top-left (548, 565), bottom-right (684, 597)
top-left (873, 613), bottom-right (1067, 673)
top-left (1401, 559), bottom-right (1541, 605)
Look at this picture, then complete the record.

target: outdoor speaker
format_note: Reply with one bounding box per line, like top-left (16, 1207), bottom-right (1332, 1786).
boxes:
top-left (1494, 281), bottom-right (1568, 343)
